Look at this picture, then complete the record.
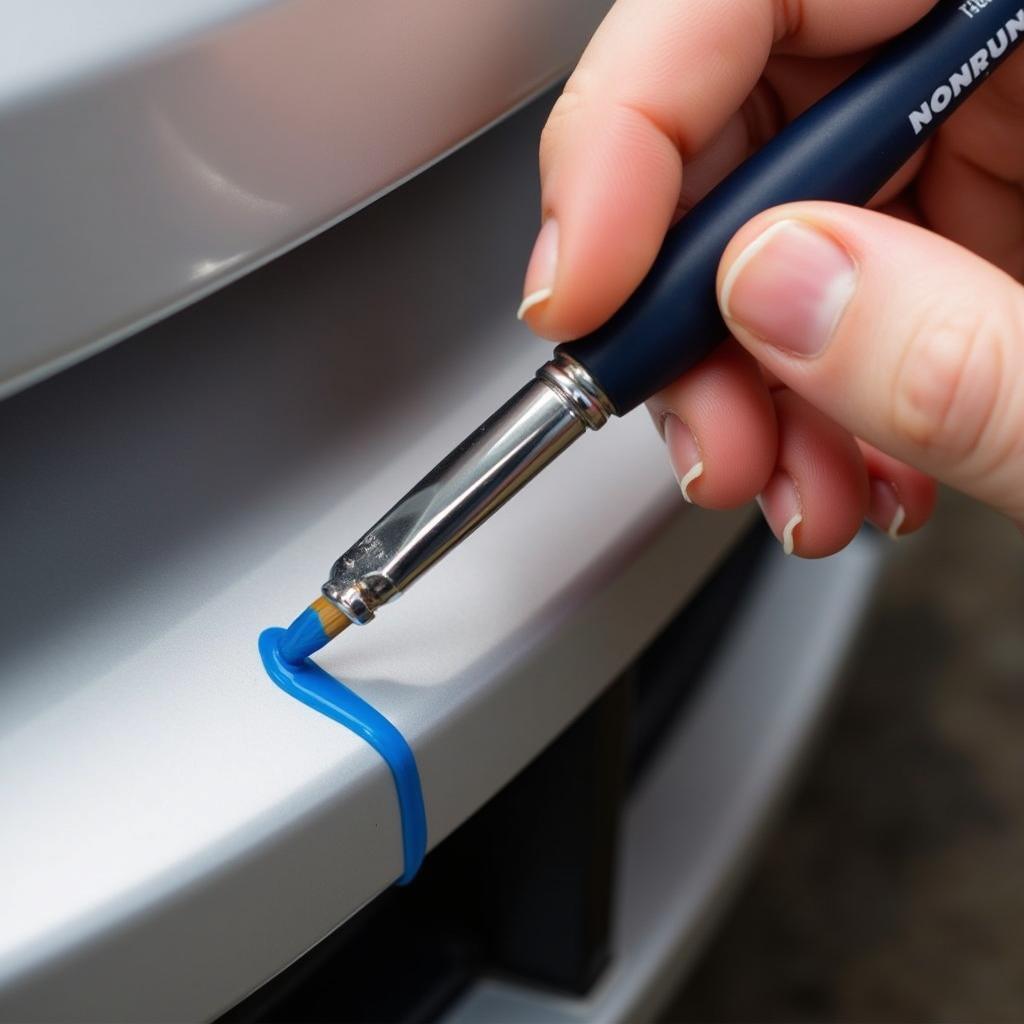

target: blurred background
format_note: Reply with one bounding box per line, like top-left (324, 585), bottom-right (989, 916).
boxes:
top-left (666, 489), bottom-right (1024, 1022)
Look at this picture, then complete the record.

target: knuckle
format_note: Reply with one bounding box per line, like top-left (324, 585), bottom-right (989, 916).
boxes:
top-left (890, 303), bottom-right (1010, 464)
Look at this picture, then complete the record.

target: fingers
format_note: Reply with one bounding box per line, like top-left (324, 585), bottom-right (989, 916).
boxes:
top-left (520, 1), bottom-right (774, 339)
top-left (648, 342), bottom-right (777, 509)
top-left (648, 345), bottom-right (937, 551)
top-left (757, 390), bottom-right (868, 557)
top-left (519, 0), bottom-right (935, 341)
top-left (754, 403), bottom-right (938, 553)
top-left (718, 203), bottom-right (1024, 523)
top-left (858, 441), bottom-right (938, 539)
top-left (745, 397), bottom-right (936, 552)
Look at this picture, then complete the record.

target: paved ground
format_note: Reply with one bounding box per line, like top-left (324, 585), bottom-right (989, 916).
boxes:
top-left (666, 490), bottom-right (1024, 1022)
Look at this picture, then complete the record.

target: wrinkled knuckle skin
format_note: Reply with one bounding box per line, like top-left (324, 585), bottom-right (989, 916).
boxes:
top-left (890, 305), bottom-right (1007, 465)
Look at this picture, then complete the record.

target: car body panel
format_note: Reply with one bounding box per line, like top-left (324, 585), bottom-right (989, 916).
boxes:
top-left (0, 91), bottom-right (752, 1020)
top-left (0, 0), bottom-right (610, 397)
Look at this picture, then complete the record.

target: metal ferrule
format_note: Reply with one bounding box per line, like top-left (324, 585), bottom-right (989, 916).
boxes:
top-left (322, 353), bottom-right (612, 625)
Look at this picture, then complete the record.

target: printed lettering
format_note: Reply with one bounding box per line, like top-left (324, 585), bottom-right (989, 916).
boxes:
top-left (931, 84), bottom-right (953, 112)
top-left (1008, 8), bottom-right (1024, 41)
top-left (949, 62), bottom-right (974, 96)
top-left (908, 9), bottom-right (1023, 135)
top-left (988, 27), bottom-right (1009, 58)
top-left (909, 103), bottom-right (934, 135)
top-left (970, 48), bottom-right (990, 76)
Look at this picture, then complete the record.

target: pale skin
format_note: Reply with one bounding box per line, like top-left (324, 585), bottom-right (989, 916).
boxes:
top-left (519, 0), bottom-right (1024, 555)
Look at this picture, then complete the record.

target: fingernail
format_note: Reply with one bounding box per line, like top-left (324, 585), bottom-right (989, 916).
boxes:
top-left (721, 219), bottom-right (857, 357)
top-left (868, 478), bottom-right (906, 540)
top-left (663, 414), bottom-right (703, 503)
top-left (517, 218), bottom-right (559, 320)
top-left (757, 470), bottom-right (803, 555)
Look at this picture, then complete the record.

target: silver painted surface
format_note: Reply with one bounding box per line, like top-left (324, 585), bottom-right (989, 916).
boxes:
top-left (446, 532), bottom-right (884, 1024)
top-left (0, 0), bottom-right (610, 398)
top-left (0, 94), bottom-right (749, 1021)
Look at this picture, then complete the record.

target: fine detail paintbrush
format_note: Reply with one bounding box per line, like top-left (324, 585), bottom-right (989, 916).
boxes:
top-left (279, 0), bottom-right (1024, 663)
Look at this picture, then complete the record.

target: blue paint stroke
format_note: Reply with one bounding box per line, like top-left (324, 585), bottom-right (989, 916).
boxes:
top-left (278, 605), bottom-right (330, 664)
top-left (259, 627), bottom-right (427, 884)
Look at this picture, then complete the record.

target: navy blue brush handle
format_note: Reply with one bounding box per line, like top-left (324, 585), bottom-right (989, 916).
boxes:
top-left (559, 0), bottom-right (1024, 415)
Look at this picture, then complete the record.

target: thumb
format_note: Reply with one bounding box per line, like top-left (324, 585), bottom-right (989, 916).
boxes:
top-left (718, 204), bottom-right (1024, 524)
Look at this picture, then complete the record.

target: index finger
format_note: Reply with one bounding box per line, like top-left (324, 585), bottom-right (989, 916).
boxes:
top-left (521, 0), bottom-right (937, 341)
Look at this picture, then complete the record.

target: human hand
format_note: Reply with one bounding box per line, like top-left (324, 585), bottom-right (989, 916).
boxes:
top-left (519, 0), bottom-right (1024, 553)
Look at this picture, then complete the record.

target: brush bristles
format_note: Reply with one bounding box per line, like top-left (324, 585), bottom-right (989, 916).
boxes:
top-left (313, 595), bottom-right (351, 639)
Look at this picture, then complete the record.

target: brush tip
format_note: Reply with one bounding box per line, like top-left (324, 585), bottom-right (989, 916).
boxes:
top-left (278, 596), bottom-right (350, 664)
